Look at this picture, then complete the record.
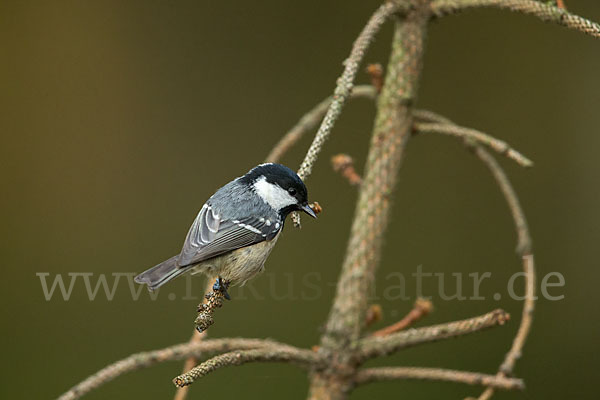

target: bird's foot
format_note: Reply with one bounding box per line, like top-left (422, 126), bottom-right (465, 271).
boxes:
top-left (194, 277), bottom-right (231, 332)
top-left (212, 276), bottom-right (231, 300)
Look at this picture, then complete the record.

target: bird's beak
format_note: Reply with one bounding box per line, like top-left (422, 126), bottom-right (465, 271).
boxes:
top-left (300, 203), bottom-right (317, 219)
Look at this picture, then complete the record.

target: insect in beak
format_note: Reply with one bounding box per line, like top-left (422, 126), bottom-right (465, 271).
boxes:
top-left (300, 203), bottom-right (317, 218)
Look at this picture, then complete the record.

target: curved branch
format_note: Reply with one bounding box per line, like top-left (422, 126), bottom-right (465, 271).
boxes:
top-left (56, 338), bottom-right (292, 400)
top-left (295, 2), bottom-right (403, 181)
top-left (414, 122), bottom-right (533, 167)
top-left (354, 366), bottom-right (524, 390)
top-left (173, 346), bottom-right (320, 387)
top-left (266, 86), bottom-right (377, 163)
top-left (409, 111), bottom-right (536, 400)
top-left (413, 108), bottom-right (453, 124)
top-left (357, 309), bottom-right (510, 361)
top-left (470, 147), bottom-right (536, 400)
top-left (292, 2), bottom-right (406, 227)
top-left (411, 110), bottom-right (532, 253)
top-left (472, 146), bottom-right (532, 254)
top-left (431, 0), bottom-right (600, 39)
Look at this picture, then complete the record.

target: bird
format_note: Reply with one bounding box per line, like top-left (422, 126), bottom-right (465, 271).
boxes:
top-left (134, 163), bottom-right (316, 298)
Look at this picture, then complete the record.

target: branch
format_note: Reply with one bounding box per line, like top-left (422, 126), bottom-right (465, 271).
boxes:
top-left (354, 367), bottom-right (525, 390)
top-left (308, 5), bottom-right (432, 396)
top-left (173, 331), bottom-right (206, 400)
top-left (431, 0), bottom-right (600, 39)
top-left (409, 111), bottom-right (536, 400)
top-left (472, 146), bottom-right (532, 254)
top-left (292, 1), bottom-right (406, 227)
top-left (371, 298), bottom-right (433, 337)
top-left (357, 309), bottom-right (510, 361)
top-left (414, 122), bottom-right (533, 167)
top-left (331, 154), bottom-right (363, 185)
top-left (265, 86), bottom-right (376, 164)
top-left (173, 280), bottom-right (214, 400)
top-left (411, 110), bottom-right (532, 253)
top-left (173, 346), bottom-right (320, 387)
top-left (366, 63), bottom-right (384, 93)
top-left (468, 146), bottom-right (536, 400)
top-left (413, 108), bottom-right (453, 124)
top-left (56, 338), bottom-right (292, 400)
top-left (295, 2), bottom-right (403, 181)
top-left (319, 0), bottom-right (431, 352)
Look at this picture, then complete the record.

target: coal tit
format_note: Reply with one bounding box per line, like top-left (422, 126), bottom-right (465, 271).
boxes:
top-left (134, 163), bottom-right (316, 292)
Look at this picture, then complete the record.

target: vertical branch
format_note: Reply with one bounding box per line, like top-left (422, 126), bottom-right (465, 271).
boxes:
top-left (320, 1), bottom-right (430, 351)
top-left (308, 2), bottom-right (431, 399)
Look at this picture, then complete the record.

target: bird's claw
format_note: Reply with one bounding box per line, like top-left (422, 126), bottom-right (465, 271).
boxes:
top-left (213, 276), bottom-right (231, 300)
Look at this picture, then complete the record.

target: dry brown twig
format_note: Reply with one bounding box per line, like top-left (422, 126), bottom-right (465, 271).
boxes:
top-left (366, 63), bottom-right (384, 93)
top-left (331, 154), bottom-right (363, 185)
top-left (371, 298), bottom-right (433, 337)
top-left (56, 0), bottom-right (600, 398)
top-left (365, 304), bottom-right (383, 327)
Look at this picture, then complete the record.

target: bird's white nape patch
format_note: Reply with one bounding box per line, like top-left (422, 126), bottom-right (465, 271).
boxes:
top-left (253, 176), bottom-right (297, 210)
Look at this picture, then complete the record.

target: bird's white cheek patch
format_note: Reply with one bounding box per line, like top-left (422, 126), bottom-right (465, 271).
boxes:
top-left (253, 176), bottom-right (297, 210)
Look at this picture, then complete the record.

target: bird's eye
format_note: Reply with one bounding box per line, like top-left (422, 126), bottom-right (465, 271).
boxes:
top-left (288, 187), bottom-right (297, 196)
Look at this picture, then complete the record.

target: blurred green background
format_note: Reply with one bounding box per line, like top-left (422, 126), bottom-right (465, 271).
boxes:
top-left (1, 1), bottom-right (599, 399)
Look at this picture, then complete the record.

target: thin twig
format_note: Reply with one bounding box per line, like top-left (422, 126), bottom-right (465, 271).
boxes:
top-left (173, 280), bottom-right (214, 400)
top-left (431, 0), bottom-right (600, 39)
top-left (413, 109), bottom-right (453, 124)
top-left (365, 304), bottom-right (384, 327)
top-left (358, 309), bottom-right (510, 362)
top-left (173, 331), bottom-right (205, 400)
top-left (173, 346), bottom-right (320, 387)
top-left (56, 338), bottom-right (293, 400)
top-left (468, 146), bottom-right (536, 400)
top-left (354, 367), bottom-right (525, 390)
top-left (471, 146), bottom-right (532, 254)
top-left (265, 86), bottom-right (377, 164)
top-left (366, 63), bottom-right (384, 93)
top-left (410, 112), bottom-right (536, 400)
top-left (414, 122), bottom-right (534, 167)
top-left (195, 279), bottom-right (231, 333)
top-left (295, 2), bottom-right (403, 181)
top-left (292, 1), bottom-right (405, 227)
top-left (331, 154), bottom-right (363, 185)
top-left (371, 298), bottom-right (433, 337)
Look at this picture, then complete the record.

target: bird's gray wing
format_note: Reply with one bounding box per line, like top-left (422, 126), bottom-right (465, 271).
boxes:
top-left (177, 203), bottom-right (281, 267)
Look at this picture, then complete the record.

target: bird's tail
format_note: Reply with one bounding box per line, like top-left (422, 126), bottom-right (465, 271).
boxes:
top-left (134, 255), bottom-right (186, 291)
